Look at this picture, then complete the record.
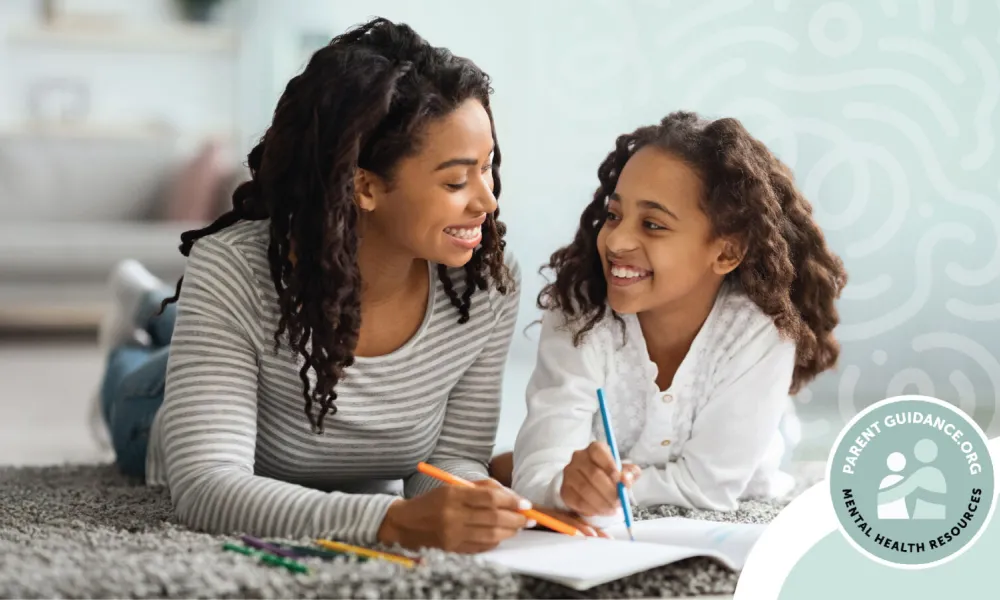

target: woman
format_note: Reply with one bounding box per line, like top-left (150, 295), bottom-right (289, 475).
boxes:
top-left (92, 17), bottom-right (545, 554)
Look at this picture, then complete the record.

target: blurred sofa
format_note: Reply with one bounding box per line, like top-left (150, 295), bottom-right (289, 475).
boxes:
top-left (0, 130), bottom-right (232, 330)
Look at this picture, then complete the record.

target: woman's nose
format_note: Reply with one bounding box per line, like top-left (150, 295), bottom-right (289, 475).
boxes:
top-left (470, 173), bottom-right (498, 214)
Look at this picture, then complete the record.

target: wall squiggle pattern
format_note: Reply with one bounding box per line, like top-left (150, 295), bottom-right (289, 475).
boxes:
top-left (505, 0), bottom-right (1000, 457)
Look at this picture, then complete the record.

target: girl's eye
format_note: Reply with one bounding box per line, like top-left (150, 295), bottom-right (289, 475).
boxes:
top-left (446, 182), bottom-right (467, 191)
top-left (644, 221), bottom-right (666, 231)
top-left (605, 212), bottom-right (621, 222)
top-left (481, 162), bottom-right (492, 174)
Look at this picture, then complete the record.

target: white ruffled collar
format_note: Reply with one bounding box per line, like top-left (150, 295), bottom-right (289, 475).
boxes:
top-left (617, 282), bottom-right (732, 393)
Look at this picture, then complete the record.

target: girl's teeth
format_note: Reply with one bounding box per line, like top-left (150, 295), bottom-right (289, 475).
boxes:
top-left (611, 266), bottom-right (650, 278)
top-left (445, 227), bottom-right (481, 240)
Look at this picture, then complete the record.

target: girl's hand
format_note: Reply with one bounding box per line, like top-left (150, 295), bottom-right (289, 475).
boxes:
top-left (377, 479), bottom-right (531, 553)
top-left (559, 441), bottom-right (641, 517)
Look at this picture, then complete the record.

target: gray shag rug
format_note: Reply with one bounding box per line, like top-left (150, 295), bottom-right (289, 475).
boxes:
top-left (0, 463), bottom-right (823, 599)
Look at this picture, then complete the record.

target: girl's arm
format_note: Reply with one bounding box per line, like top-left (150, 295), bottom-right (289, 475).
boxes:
top-left (630, 324), bottom-right (796, 511)
top-left (159, 237), bottom-right (398, 543)
top-left (512, 309), bottom-right (603, 509)
top-left (404, 257), bottom-right (521, 496)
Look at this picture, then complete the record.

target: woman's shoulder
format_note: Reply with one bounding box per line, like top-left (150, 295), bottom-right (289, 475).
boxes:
top-left (185, 220), bottom-right (271, 300)
top-left (194, 219), bottom-right (269, 263)
top-left (188, 220), bottom-right (268, 264)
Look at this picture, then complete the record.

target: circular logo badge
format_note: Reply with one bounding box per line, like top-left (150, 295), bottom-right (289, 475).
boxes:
top-left (828, 395), bottom-right (995, 568)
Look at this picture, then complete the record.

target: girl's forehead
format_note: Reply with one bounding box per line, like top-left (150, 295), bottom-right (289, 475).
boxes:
top-left (616, 150), bottom-right (705, 216)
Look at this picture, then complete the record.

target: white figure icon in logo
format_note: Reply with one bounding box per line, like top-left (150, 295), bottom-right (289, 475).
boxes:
top-left (877, 452), bottom-right (909, 519)
top-left (876, 439), bottom-right (947, 520)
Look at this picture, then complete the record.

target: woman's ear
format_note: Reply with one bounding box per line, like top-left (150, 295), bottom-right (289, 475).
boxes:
top-left (712, 236), bottom-right (745, 276)
top-left (353, 168), bottom-right (379, 213)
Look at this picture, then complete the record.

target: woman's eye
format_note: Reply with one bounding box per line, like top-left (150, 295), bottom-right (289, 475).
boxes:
top-left (446, 182), bottom-right (467, 191)
top-left (481, 162), bottom-right (492, 173)
top-left (605, 212), bottom-right (621, 222)
top-left (644, 221), bottom-right (665, 230)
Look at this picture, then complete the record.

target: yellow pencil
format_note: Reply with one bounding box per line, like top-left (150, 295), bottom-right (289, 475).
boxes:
top-left (314, 539), bottom-right (417, 568)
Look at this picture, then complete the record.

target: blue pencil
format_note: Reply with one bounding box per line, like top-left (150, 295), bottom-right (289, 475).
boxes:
top-left (596, 388), bottom-right (635, 541)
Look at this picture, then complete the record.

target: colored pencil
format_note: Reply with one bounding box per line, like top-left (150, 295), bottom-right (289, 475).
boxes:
top-left (281, 543), bottom-right (368, 561)
top-left (597, 388), bottom-right (635, 541)
top-left (241, 535), bottom-right (299, 559)
top-left (313, 540), bottom-right (417, 568)
top-left (222, 542), bottom-right (309, 574)
top-left (416, 462), bottom-right (585, 538)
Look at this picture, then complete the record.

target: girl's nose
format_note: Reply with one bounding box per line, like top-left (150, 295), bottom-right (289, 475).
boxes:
top-left (605, 223), bottom-right (639, 255)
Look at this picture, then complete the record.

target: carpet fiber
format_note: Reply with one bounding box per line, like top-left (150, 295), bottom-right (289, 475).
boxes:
top-left (0, 463), bottom-right (822, 599)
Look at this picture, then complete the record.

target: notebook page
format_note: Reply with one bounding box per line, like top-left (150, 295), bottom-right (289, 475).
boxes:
top-left (478, 531), bottom-right (727, 591)
top-left (604, 517), bottom-right (766, 569)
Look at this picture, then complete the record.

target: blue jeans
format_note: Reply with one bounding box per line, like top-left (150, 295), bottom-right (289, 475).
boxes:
top-left (100, 291), bottom-right (175, 479)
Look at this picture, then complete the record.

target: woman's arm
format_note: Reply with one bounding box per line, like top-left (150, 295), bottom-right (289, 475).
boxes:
top-left (404, 258), bottom-right (522, 496)
top-left (511, 309), bottom-right (603, 509)
top-left (629, 324), bottom-right (796, 511)
top-left (160, 237), bottom-right (398, 543)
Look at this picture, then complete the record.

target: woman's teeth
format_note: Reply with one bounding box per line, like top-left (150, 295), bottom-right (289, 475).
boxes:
top-left (445, 226), bottom-right (481, 240)
top-left (610, 265), bottom-right (651, 278)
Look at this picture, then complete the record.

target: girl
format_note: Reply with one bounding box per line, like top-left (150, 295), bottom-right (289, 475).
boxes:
top-left (511, 111), bottom-right (847, 516)
top-left (92, 17), bottom-right (541, 554)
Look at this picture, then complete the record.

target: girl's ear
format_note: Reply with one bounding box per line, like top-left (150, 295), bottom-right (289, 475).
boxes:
top-left (712, 236), bottom-right (745, 276)
top-left (353, 168), bottom-right (380, 213)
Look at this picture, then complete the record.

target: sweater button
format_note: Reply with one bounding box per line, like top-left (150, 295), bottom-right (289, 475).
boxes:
top-left (661, 439), bottom-right (672, 446)
top-left (662, 393), bottom-right (673, 403)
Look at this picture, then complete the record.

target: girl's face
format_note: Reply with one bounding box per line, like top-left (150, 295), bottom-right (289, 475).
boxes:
top-left (355, 98), bottom-right (497, 267)
top-left (596, 146), bottom-right (739, 316)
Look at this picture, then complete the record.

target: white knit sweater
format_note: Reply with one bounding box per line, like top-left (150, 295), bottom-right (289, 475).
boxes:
top-left (512, 282), bottom-right (799, 513)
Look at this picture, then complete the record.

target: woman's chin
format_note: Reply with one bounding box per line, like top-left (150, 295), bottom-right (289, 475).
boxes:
top-left (431, 247), bottom-right (475, 269)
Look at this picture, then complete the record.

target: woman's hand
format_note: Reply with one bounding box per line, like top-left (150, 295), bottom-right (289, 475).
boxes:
top-left (526, 506), bottom-right (611, 538)
top-left (377, 479), bottom-right (531, 553)
top-left (560, 441), bottom-right (641, 517)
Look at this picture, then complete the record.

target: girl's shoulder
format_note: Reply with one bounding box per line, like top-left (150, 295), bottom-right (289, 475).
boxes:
top-left (538, 300), bottom-right (624, 359)
top-left (713, 282), bottom-right (781, 343)
top-left (705, 282), bottom-right (795, 383)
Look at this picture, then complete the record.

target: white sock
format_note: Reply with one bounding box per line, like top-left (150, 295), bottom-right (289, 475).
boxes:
top-left (96, 259), bottom-right (165, 355)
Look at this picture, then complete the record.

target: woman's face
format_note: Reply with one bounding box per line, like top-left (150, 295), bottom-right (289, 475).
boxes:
top-left (357, 98), bottom-right (497, 268)
top-left (596, 146), bottom-right (737, 316)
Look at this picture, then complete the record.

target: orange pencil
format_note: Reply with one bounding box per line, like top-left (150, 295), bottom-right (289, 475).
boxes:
top-left (416, 462), bottom-right (585, 537)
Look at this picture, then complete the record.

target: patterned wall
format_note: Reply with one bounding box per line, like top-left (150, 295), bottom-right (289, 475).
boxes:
top-left (283, 0), bottom-right (1000, 457)
top-left (481, 0), bottom-right (1000, 457)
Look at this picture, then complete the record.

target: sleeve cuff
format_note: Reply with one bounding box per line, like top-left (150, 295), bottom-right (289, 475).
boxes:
top-left (404, 460), bottom-right (490, 498)
top-left (547, 470), bottom-right (570, 511)
top-left (318, 493), bottom-right (401, 546)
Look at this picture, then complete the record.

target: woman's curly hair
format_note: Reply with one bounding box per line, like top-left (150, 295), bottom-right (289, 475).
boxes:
top-left (539, 111), bottom-right (847, 393)
top-left (162, 18), bottom-right (511, 433)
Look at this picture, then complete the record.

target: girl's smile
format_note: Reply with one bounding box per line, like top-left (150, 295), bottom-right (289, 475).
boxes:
top-left (607, 259), bottom-right (652, 287)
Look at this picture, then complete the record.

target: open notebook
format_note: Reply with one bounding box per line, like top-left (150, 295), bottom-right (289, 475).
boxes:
top-left (478, 517), bottom-right (765, 591)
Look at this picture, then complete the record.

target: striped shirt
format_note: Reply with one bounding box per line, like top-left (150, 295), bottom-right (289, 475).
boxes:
top-left (145, 220), bottom-right (520, 544)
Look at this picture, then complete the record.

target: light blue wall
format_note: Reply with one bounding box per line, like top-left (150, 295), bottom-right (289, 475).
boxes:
top-left (251, 0), bottom-right (1000, 458)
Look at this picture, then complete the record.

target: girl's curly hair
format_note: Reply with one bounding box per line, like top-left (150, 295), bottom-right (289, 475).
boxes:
top-left (539, 111), bottom-right (847, 393)
top-left (162, 18), bottom-right (511, 433)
